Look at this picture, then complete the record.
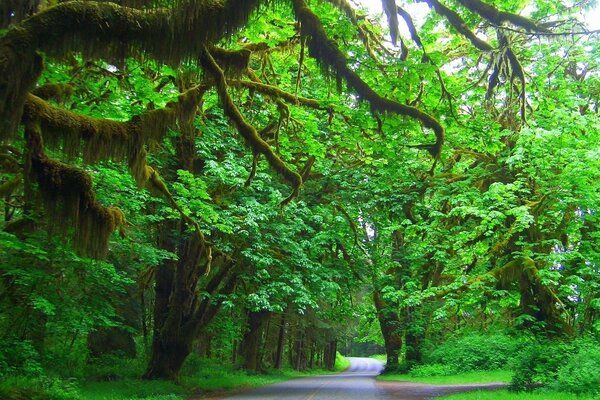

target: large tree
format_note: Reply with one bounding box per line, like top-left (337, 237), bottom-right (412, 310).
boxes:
top-left (1, 0), bottom-right (598, 380)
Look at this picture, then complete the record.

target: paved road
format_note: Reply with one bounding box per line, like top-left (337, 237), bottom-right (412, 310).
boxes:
top-left (221, 357), bottom-right (388, 400)
top-left (214, 357), bottom-right (505, 400)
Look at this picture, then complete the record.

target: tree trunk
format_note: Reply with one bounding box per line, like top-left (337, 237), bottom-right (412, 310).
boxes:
top-left (240, 309), bottom-right (271, 372)
top-left (274, 312), bottom-right (286, 369)
top-left (373, 290), bottom-right (402, 372)
top-left (143, 226), bottom-right (237, 380)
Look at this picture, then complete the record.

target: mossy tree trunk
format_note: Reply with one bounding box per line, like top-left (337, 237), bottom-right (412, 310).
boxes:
top-left (240, 309), bottom-right (271, 372)
top-left (373, 289), bottom-right (402, 372)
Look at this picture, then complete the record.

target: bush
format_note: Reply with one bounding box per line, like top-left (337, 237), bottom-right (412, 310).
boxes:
top-left (0, 376), bottom-right (81, 400)
top-left (555, 341), bottom-right (600, 396)
top-left (427, 333), bottom-right (518, 372)
top-left (0, 339), bottom-right (43, 377)
top-left (510, 338), bottom-right (600, 394)
top-left (410, 363), bottom-right (457, 377)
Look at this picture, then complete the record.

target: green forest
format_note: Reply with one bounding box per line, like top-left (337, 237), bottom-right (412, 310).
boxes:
top-left (0, 0), bottom-right (598, 399)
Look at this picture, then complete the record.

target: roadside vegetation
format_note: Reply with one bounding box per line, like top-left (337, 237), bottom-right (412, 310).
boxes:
top-left (1, 0), bottom-right (598, 399)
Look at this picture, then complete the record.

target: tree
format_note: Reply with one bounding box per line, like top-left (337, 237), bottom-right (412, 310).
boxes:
top-left (1, 0), bottom-right (598, 381)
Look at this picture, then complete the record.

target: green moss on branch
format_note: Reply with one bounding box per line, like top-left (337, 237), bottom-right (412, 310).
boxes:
top-left (200, 47), bottom-right (302, 203)
top-left (0, 0), bottom-right (265, 139)
top-left (291, 0), bottom-right (444, 158)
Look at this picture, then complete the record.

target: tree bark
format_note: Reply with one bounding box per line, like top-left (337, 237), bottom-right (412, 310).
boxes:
top-left (240, 309), bottom-right (271, 372)
top-left (373, 290), bottom-right (402, 372)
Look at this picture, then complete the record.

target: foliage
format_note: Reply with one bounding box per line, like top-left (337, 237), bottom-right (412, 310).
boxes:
top-left (554, 340), bottom-right (600, 395)
top-left (0, 376), bottom-right (81, 400)
top-left (508, 338), bottom-right (600, 392)
top-left (426, 333), bottom-right (519, 373)
top-left (440, 389), bottom-right (597, 400)
top-left (378, 370), bottom-right (512, 385)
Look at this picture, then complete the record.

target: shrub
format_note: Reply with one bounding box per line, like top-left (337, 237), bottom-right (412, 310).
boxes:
top-left (510, 340), bottom-right (577, 392)
top-left (410, 363), bottom-right (457, 377)
top-left (0, 339), bottom-right (43, 377)
top-left (555, 340), bottom-right (600, 396)
top-left (0, 376), bottom-right (81, 400)
top-left (427, 333), bottom-right (518, 372)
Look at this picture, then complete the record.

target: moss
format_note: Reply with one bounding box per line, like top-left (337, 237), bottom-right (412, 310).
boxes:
top-left (31, 82), bottom-right (74, 102)
top-left (424, 0), bottom-right (492, 51)
top-left (291, 0), bottom-right (444, 159)
top-left (0, 176), bottom-right (22, 197)
top-left (229, 79), bottom-right (328, 110)
top-left (201, 47), bottom-right (303, 202)
top-left (31, 153), bottom-right (125, 259)
top-left (23, 86), bottom-right (205, 187)
top-left (0, 0), bottom-right (267, 139)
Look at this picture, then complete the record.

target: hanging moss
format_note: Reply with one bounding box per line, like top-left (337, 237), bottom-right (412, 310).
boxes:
top-left (23, 87), bottom-right (205, 187)
top-left (291, 0), bottom-right (444, 159)
top-left (200, 47), bottom-right (302, 202)
top-left (456, 0), bottom-right (549, 32)
top-left (30, 150), bottom-right (125, 259)
top-left (423, 0), bottom-right (493, 51)
top-left (0, 0), bottom-right (268, 140)
top-left (491, 257), bottom-right (572, 335)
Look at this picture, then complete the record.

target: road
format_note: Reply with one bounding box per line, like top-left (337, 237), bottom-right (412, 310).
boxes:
top-left (214, 357), bottom-right (505, 400)
top-left (220, 357), bottom-right (387, 400)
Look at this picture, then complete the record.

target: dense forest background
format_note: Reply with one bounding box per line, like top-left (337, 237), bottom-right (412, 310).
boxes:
top-left (0, 0), bottom-right (598, 399)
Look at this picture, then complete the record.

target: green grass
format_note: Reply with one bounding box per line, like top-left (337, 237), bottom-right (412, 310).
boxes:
top-left (335, 353), bottom-right (351, 372)
top-left (439, 389), bottom-right (598, 400)
top-left (80, 379), bottom-right (186, 400)
top-left (369, 354), bottom-right (387, 362)
top-left (378, 370), bottom-right (512, 385)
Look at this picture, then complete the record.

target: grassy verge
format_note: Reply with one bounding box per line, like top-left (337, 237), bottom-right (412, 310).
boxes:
top-left (369, 354), bottom-right (387, 363)
top-left (1, 355), bottom-right (351, 400)
top-left (439, 389), bottom-right (597, 400)
top-left (335, 352), bottom-right (351, 372)
top-left (377, 370), bottom-right (512, 385)
top-left (80, 355), bottom-right (351, 399)
top-left (81, 379), bottom-right (186, 400)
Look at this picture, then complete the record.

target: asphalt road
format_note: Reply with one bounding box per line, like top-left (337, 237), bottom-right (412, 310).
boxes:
top-left (221, 357), bottom-right (388, 400)
top-left (215, 357), bottom-right (505, 400)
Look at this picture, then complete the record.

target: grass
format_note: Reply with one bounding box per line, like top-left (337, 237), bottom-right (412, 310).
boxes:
top-left (369, 354), bottom-right (387, 362)
top-left (377, 370), bottom-right (513, 385)
top-left (80, 379), bottom-right (186, 400)
top-left (1, 355), bottom-right (352, 400)
top-left (335, 352), bottom-right (351, 371)
top-left (439, 389), bottom-right (598, 400)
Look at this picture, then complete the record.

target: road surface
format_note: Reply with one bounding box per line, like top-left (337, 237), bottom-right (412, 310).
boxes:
top-left (220, 357), bottom-right (387, 399)
top-left (213, 357), bottom-right (505, 400)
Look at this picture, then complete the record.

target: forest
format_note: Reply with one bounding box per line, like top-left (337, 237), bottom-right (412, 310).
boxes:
top-left (0, 0), bottom-right (598, 399)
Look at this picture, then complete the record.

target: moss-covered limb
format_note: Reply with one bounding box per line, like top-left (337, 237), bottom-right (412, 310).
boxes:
top-left (291, 0), bottom-right (444, 158)
top-left (397, 6), bottom-right (423, 48)
top-left (31, 82), bottom-right (74, 102)
top-left (0, 176), bottom-right (22, 197)
top-left (456, 0), bottom-right (549, 32)
top-left (382, 0), bottom-right (400, 45)
top-left (228, 79), bottom-right (331, 111)
top-left (200, 47), bottom-right (303, 200)
top-left (25, 122), bottom-right (125, 258)
top-left (0, 0), bottom-right (264, 139)
top-left (208, 46), bottom-right (252, 76)
top-left (22, 84), bottom-right (207, 185)
top-left (323, 0), bottom-right (387, 61)
top-left (418, 0), bottom-right (492, 51)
